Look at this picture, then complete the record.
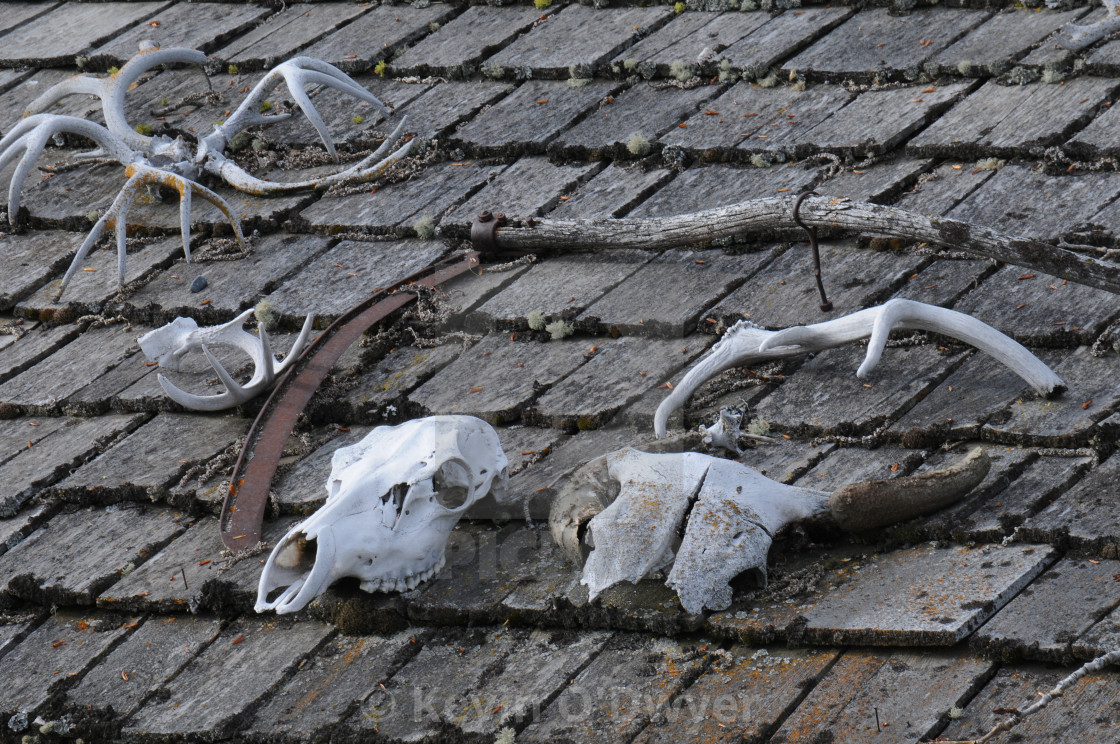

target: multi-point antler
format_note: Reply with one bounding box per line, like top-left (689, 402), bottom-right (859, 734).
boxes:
top-left (0, 114), bottom-right (138, 219)
top-left (138, 308), bottom-right (316, 411)
top-left (202, 56), bottom-right (390, 159)
top-left (654, 298), bottom-right (1066, 437)
top-left (57, 162), bottom-right (244, 297)
top-left (4, 45), bottom-right (417, 298)
top-left (195, 55), bottom-right (413, 196)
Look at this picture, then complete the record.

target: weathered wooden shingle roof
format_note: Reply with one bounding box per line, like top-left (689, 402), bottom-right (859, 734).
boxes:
top-left (0, 0), bottom-right (1119, 741)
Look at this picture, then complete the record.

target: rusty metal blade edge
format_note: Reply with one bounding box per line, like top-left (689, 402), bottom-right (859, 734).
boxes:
top-left (220, 251), bottom-right (481, 551)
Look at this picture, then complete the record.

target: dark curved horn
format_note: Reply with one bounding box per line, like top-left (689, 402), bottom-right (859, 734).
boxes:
top-left (829, 448), bottom-right (990, 532)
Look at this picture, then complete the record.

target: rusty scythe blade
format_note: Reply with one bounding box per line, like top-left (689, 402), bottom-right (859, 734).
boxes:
top-left (220, 251), bottom-right (481, 551)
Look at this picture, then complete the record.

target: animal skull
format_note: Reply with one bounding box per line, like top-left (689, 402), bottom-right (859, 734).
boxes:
top-left (255, 415), bottom-right (508, 614)
top-left (552, 446), bottom-right (990, 615)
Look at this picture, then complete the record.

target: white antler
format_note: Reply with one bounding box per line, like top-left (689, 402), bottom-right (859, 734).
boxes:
top-left (56, 162), bottom-right (244, 296)
top-left (138, 309), bottom-right (316, 411)
top-left (202, 56), bottom-right (390, 159)
top-left (0, 114), bottom-right (138, 224)
top-left (1056, 0), bottom-right (1120, 50)
top-left (25, 47), bottom-right (209, 150)
top-left (654, 299), bottom-right (1065, 437)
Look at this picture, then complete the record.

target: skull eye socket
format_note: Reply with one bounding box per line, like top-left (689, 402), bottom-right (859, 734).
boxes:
top-left (432, 460), bottom-right (471, 509)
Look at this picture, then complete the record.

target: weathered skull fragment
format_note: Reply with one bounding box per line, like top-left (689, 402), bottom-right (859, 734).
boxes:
top-left (552, 446), bottom-right (991, 615)
top-left (256, 415), bottom-right (508, 614)
top-left (138, 308), bottom-right (315, 411)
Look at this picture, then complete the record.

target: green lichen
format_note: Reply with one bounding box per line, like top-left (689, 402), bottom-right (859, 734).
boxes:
top-left (749, 154), bottom-right (772, 168)
top-left (669, 59), bottom-right (692, 82)
top-left (545, 319), bottom-right (574, 340)
top-left (254, 299), bottom-right (279, 331)
top-left (413, 215), bottom-right (436, 239)
top-left (259, 100), bottom-right (273, 113)
top-left (481, 62), bottom-right (504, 79)
top-left (106, 66), bottom-right (119, 75)
top-left (352, 114), bottom-right (364, 124)
top-left (373, 60), bottom-right (387, 77)
top-left (227, 64), bottom-right (239, 76)
top-left (535, 0), bottom-right (551, 7)
top-left (527, 310), bottom-right (547, 331)
top-left (134, 123), bottom-right (153, 136)
top-left (1041, 67), bottom-right (1063, 84)
top-left (718, 59), bottom-right (738, 83)
top-left (674, 1), bottom-right (686, 12)
top-left (567, 64), bottom-right (592, 87)
top-left (756, 72), bottom-right (780, 88)
top-left (746, 418), bottom-right (770, 436)
top-left (627, 132), bottom-right (651, 156)
top-left (229, 131), bottom-right (252, 152)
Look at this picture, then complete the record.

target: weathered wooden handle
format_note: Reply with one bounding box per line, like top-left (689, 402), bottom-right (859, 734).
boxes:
top-left (490, 196), bottom-right (1120, 295)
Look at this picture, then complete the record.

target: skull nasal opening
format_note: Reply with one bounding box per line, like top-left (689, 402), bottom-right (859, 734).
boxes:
top-left (266, 532), bottom-right (318, 603)
top-left (383, 483), bottom-right (409, 515)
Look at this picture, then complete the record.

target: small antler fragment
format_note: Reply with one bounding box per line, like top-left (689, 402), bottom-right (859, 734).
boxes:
top-left (138, 309), bottom-right (315, 411)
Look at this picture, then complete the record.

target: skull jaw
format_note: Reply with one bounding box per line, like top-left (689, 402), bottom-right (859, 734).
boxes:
top-left (255, 518), bottom-right (458, 614)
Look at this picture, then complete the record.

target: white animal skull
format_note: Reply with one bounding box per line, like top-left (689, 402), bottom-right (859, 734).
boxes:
top-left (552, 446), bottom-right (990, 615)
top-left (255, 415), bottom-right (508, 614)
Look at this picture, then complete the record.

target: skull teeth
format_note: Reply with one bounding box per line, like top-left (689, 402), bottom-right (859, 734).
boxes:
top-left (360, 555), bottom-right (447, 595)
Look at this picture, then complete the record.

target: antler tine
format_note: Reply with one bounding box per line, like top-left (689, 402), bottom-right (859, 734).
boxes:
top-left (257, 323), bottom-right (276, 382)
top-left (201, 344), bottom-right (252, 403)
top-left (23, 75), bottom-right (103, 117)
top-left (57, 168), bottom-right (144, 298)
top-left (156, 371), bottom-right (235, 411)
top-left (178, 183), bottom-right (192, 262)
top-left (275, 313), bottom-right (317, 374)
